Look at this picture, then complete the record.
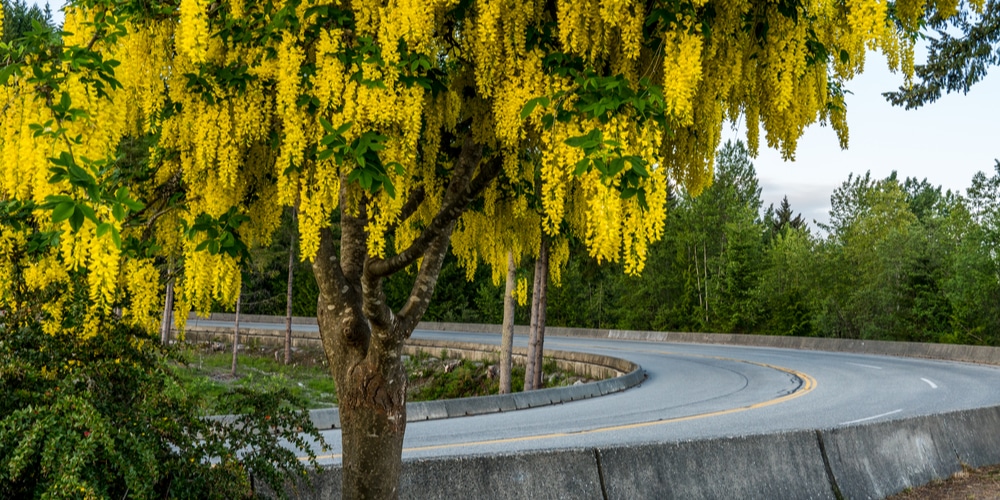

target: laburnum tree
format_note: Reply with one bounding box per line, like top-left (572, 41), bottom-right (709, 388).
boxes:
top-left (0, 0), bottom-right (971, 496)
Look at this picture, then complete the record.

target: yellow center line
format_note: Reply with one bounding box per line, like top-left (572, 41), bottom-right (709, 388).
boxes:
top-left (305, 352), bottom-right (817, 462)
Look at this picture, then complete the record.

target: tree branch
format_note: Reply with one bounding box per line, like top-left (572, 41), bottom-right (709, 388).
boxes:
top-left (339, 186), bottom-right (369, 285)
top-left (397, 221), bottom-right (455, 334)
top-left (387, 186), bottom-right (426, 233)
top-left (312, 227), bottom-right (351, 307)
top-left (367, 138), bottom-right (500, 278)
top-left (360, 257), bottom-right (396, 332)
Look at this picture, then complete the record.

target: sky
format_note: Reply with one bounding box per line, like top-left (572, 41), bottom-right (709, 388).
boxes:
top-left (28, 1), bottom-right (1000, 228)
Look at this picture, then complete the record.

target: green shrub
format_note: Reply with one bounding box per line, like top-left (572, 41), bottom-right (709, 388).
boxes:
top-left (0, 319), bottom-right (326, 499)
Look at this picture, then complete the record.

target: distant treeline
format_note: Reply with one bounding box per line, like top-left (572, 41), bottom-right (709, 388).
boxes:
top-left (240, 141), bottom-right (1000, 346)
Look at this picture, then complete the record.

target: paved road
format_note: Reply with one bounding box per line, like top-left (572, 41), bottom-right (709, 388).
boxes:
top-left (194, 321), bottom-right (1000, 465)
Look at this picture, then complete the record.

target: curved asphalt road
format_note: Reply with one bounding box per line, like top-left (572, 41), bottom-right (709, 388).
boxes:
top-left (194, 321), bottom-right (1000, 465)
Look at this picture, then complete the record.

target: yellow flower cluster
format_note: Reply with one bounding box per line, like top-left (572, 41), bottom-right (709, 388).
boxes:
top-left (514, 276), bottom-right (529, 307)
top-left (181, 235), bottom-right (242, 315)
top-left (178, 0), bottom-right (212, 64)
top-left (0, 0), bottom-right (945, 341)
top-left (662, 26), bottom-right (705, 126)
top-left (124, 260), bottom-right (162, 335)
top-left (452, 199), bottom-right (541, 285)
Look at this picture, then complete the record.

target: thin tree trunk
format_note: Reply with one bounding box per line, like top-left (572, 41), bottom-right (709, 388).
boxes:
top-left (159, 276), bottom-right (174, 344)
top-left (524, 248), bottom-right (543, 391)
top-left (231, 286), bottom-right (242, 378)
top-left (499, 251), bottom-right (516, 394)
top-left (693, 245), bottom-right (703, 312)
top-left (284, 206), bottom-right (298, 365)
top-left (704, 243), bottom-right (709, 324)
top-left (531, 237), bottom-right (549, 389)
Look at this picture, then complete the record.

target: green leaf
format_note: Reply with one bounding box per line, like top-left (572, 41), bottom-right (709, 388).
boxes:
top-left (112, 203), bottom-right (125, 221)
top-left (608, 157), bottom-right (626, 176)
top-left (110, 227), bottom-right (121, 249)
top-left (626, 156), bottom-right (649, 176)
top-left (520, 97), bottom-right (550, 120)
top-left (96, 222), bottom-right (112, 237)
top-left (51, 202), bottom-right (76, 223)
top-left (69, 208), bottom-right (85, 232)
top-left (319, 116), bottom-right (335, 134)
top-left (621, 187), bottom-right (637, 199)
top-left (78, 203), bottom-right (98, 223)
top-left (0, 64), bottom-right (19, 85)
top-left (123, 199), bottom-right (145, 211)
top-left (573, 158), bottom-right (591, 176)
top-left (195, 240), bottom-right (211, 252)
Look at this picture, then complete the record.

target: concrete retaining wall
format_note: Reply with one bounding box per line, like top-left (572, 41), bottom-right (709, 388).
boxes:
top-left (276, 405), bottom-right (1000, 499)
top-left (185, 314), bottom-right (1000, 367)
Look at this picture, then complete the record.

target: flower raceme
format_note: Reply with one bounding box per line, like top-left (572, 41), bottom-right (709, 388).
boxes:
top-left (0, 0), bottom-right (954, 338)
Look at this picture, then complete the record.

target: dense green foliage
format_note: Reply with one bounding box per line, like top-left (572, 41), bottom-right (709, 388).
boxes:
top-left (242, 141), bottom-right (1000, 345)
top-left (0, 317), bottom-right (326, 499)
top-left (0, 0), bottom-right (52, 44)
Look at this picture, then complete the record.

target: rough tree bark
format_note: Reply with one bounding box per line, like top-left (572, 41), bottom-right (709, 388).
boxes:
top-left (499, 251), bottom-right (516, 394)
top-left (284, 206), bottom-right (298, 366)
top-left (311, 138), bottom-right (497, 498)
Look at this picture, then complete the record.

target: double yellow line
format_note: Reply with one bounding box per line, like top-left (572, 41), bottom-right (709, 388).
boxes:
top-left (306, 351), bottom-right (818, 461)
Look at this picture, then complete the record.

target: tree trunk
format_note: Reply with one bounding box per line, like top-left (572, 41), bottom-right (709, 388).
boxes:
top-left (523, 248), bottom-right (543, 391)
top-left (531, 238), bottom-right (549, 390)
top-left (309, 137), bottom-right (495, 497)
top-left (159, 274), bottom-right (174, 344)
top-left (231, 286), bottom-right (242, 378)
top-left (499, 251), bottom-right (516, 394)
top-left (284, 206), bottom-right (298, 365)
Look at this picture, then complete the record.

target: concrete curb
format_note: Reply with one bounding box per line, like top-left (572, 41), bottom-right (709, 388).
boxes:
top-left (200, 336), bottom-right (645, 431)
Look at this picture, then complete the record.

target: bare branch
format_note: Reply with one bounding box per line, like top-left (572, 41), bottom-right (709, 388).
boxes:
top-left (398, 221), bottom-right (455, 334)
top-left (387, 186), bottom-right (426, 232)
top-left (367, 138), bottom-right (500, 278)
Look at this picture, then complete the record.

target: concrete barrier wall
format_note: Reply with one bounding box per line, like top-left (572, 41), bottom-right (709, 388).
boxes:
top-left (275, 405), bottom-right (1000, 499)
top-left (185, 314), bottom-right (1000, 367)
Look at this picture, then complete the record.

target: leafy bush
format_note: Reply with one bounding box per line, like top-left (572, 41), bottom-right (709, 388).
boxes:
top-left (0, 318), bottom-right (327, 499)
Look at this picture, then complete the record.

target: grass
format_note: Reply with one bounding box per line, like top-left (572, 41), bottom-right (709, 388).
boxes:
top-left (169, 342), bottom-right (337, 415)
top-left (171, 343), bottom-right (596, 415)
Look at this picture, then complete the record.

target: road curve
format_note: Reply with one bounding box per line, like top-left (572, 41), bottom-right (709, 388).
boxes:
top-left (289, 329), bottom-right (1000, 465)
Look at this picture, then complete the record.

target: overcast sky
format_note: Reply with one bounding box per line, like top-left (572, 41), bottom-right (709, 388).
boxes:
top-left (29, 1), bottom-right (1000, 229)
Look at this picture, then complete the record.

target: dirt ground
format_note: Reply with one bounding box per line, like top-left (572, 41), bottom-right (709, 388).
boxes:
top-left (889, 465), bottom-right (1000, 499)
